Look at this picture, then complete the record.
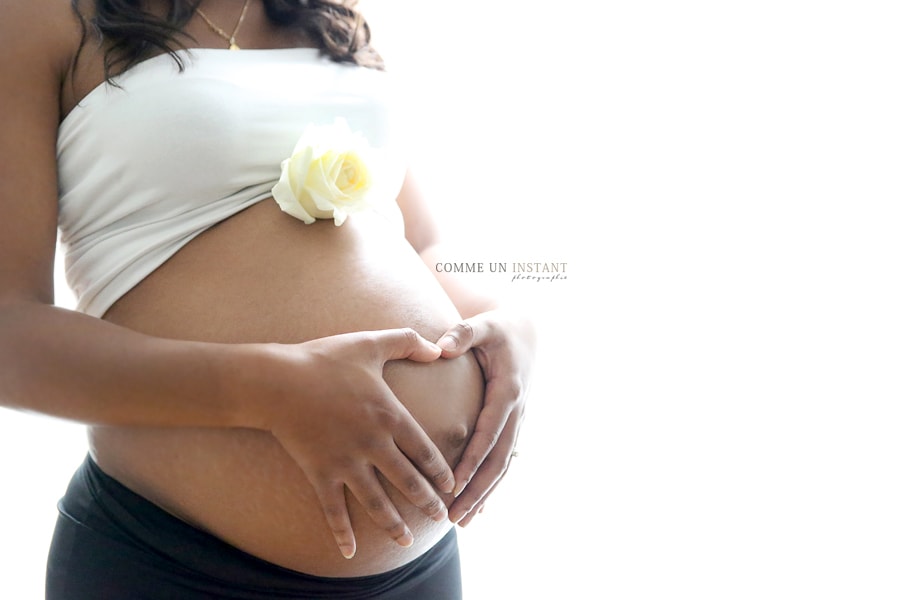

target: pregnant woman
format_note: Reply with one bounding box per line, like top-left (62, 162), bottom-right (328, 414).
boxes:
top-left (0, 1), bottom-right (534, 598)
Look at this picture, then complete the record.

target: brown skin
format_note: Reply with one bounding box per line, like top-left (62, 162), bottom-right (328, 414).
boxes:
top-left (0, 0), bottom-right (534, 575)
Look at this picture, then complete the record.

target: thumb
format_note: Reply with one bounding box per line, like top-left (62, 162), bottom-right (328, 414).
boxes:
top-left (378, 328), bottom-right (442, 363)
top-left (436, 320), bottom-right (479, 358)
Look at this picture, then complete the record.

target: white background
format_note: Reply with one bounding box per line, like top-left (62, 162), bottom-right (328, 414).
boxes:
top-left (2, 1), bottom-right (899, 598)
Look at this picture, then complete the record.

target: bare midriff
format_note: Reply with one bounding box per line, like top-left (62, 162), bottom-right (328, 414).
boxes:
top-left (92, 199), bottom-right (485, 577)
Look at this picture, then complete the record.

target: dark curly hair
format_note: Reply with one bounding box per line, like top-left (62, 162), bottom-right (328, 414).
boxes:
top-left (71, 0), bottom-right (384, 79)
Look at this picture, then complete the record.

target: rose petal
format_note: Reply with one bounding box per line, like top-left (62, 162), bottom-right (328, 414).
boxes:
top-left (272, 152), bottom-right (316, 224)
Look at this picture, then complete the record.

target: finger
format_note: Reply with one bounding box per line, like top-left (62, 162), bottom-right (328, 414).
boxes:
top-left (449, 439), bottom-right (513, 524)
top-left (345, 469), bottom-right (415, 548)
top-left (449, 405), bottom-right (521, 522)
top-left (392, 404), bottom-right (456, 495)
top-left (451, 387), bottom-right (515, 496)
top-left (377, 446), bottom-right (449, 522)
top-left (436, 318), bottom-right (481, 358)
top-left (311, 479), bottom-right (357, 559)
top-left (449, 461), bottom-right (503, 525)
top-left (377, 328), bottom-right (442, 363)
top-left (456, 498), bottom-right (490, 528)
top-left (448, 453), bottom-right (501, 524)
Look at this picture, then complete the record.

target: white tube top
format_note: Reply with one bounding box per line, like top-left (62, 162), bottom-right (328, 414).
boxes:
top-left (57, 48), bottom-right (406, 317)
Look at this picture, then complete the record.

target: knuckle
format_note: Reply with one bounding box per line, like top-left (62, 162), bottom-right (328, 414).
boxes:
top-left (321, 502), bottom-right (347, 521)
top-left (330, 454), bottom-right (358, 471)
top-left (357, 330), bottom-right (378, 348)
top-left (504, 379), bottom-right (525, 401)
top-left (415, 445), bottom-right (439, 465)
top-left (420, 496), bottom-right (445, 516)
top-left (329, 522), bottom-right (352, 538)
top-left (386, 521), bottom-right (409, 540)
top-left (476, 429), bottom-right (501, 452)
top-left (431, 467), bottom-right (453, 487)
top-left (373, 408), bottom-right (400, 430)
top-left (362, 494), bottom-right (389, 514)
top-left (401, 327), bottom-right (419, 345)
top-left (400, 473), bottom-right (423, 496)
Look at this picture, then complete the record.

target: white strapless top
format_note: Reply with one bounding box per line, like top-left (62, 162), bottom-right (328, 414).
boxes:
top-left (57, 48), bottom-right (406, 317)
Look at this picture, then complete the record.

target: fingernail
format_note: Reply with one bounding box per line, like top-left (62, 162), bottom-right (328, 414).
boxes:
top-left (340, 545), bottom-right (356, 559)
top-left (398, 529), bottom-right (414, 548)
top-left (437, 335), bottom-right (458, 351)
top-left (453, 480), bottom-right (467, 498)
top-left (433, 505), bottom-right (449, 522)
top-left (439, 476), bottom-right (455, 496)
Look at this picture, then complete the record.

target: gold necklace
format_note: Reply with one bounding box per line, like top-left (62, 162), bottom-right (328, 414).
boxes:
top-left (196, 0), bottom-right (251, 50)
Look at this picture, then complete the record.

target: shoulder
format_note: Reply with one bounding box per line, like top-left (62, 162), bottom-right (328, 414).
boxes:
top-left (2, 0), bottom-right (102, 121)
top-left (0, 0), bottom-right (83, 148)
top-left (0, 0), bottom-right (83, 41)
top-left (0, 0), bottom-right (83, 75)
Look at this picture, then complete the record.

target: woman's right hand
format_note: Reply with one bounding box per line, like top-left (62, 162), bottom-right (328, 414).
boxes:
top-left (254, 328), bottom-right (454, 560)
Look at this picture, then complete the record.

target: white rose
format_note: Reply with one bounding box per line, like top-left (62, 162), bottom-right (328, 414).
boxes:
top-left (272, 118), bottom-right (374, 226)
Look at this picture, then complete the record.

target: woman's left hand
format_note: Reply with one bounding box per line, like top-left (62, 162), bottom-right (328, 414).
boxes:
top-left (436, 308), bottom-right (536, 526)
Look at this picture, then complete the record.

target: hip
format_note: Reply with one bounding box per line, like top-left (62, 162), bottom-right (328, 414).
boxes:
top-left (48, 455), bottom-right (463, 599)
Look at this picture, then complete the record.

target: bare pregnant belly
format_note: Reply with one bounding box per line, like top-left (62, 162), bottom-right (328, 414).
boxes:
top-left (92, 200), bottom-right (485, 577)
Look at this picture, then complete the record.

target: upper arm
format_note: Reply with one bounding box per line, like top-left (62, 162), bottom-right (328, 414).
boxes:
top-left (0, 0), bottom-right (79, 306)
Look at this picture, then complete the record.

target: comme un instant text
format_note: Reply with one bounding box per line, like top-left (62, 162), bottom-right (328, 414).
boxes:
top-left (433, 262), bottom-right (568, 274)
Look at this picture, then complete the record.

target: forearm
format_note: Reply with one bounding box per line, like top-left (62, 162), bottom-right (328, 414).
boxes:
top-left (0, 301), bottom-right (258, 429)
top-left (418, 243), bottom-right (502, 319)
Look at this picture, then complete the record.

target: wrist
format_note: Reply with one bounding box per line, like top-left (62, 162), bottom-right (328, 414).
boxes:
top-left (213, 341), bottom-right (284, 431)
top-left (217, 340), bottom-right (319, 433)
